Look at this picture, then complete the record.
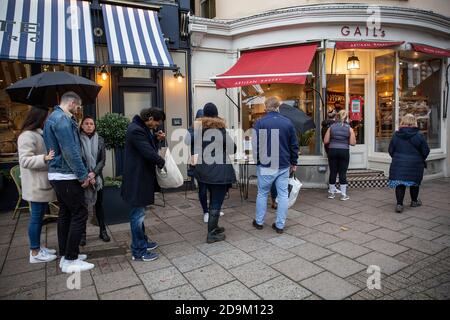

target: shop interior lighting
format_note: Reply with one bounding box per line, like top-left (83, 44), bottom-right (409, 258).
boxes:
top-left (347, 51), bottom-right (360, 70)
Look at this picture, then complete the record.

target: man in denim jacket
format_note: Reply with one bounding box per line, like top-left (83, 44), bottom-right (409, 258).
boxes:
top-left (43, 91), bottom-right (95, 273)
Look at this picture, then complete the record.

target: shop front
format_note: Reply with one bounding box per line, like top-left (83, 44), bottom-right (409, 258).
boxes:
top-left (0, 0), bottom-right (191, 210)
top-left (190, 4), bottom-right (450, 187)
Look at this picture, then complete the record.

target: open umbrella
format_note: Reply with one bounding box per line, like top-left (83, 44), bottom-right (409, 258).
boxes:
top-left (6, 71), bottom-right (101, 108)
top-left (279, 103), bottom-right (315, 134)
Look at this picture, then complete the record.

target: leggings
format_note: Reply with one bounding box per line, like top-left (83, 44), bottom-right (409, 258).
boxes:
top-left (328, 148), bottom-right (350, 185)
top-left (395, 185), bottom-right (419, 205)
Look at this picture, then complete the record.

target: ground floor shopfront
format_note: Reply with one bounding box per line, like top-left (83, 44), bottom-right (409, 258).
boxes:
top-left (0, 0), bottom-right (191, 210)
top-left (189, 4), bottom-right (450, 187)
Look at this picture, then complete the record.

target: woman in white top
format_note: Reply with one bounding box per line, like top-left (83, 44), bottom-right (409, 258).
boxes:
top-left (18, 107), bottom-right (57, 264)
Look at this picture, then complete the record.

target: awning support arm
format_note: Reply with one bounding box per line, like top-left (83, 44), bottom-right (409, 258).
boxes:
top-left (225, 88), bottom-right (241, 123)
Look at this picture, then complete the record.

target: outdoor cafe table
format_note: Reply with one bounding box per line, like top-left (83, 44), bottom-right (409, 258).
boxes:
top-left (233, 157), bottom-right (257, 201)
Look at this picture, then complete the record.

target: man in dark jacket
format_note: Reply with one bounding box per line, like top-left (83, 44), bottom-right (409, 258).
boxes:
top-left (121, 108), bottom-right (166, 262)
top-left (252, 97), bottom-right (299, 234)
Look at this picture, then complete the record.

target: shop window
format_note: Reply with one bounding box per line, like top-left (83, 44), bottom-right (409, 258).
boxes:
top-left (241, 55), bottom-right (320, 156)
top-left (399, 51), bottom-right (442, 149)
top-left (0, 61), bottom-right (31, 162)
top-left (375, 52), bottom-right (395, 152)
top-left (200, 0), bottom-right (216, 18)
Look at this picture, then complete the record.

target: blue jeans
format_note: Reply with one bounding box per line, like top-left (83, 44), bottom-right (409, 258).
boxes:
top-left (198, 180), bottom-right (208, 214)
top-left (28, 202), bottom-right (48, 250)
top-left (256, 166), bottom-right (289, 229)
top-left (129, 207), bottom-right (148, 257)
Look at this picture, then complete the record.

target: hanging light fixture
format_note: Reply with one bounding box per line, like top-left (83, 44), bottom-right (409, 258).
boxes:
top-left (173, 69), bottom-right (184, 83)
top-left (347, 51), bottom-right (360, 70)
top-left (99, 65), bottom-right (108, 81)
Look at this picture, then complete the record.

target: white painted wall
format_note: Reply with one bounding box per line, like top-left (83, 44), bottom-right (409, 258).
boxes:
top-left (211, 0), bottom-right (450, 20)
top-left (163, 51), bottom-right (189, 179)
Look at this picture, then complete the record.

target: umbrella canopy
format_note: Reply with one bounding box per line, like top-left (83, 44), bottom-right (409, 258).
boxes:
top-left (279, 103), bottom-right (316, 134)
top-left (6, 71), bottom-right (101, 108)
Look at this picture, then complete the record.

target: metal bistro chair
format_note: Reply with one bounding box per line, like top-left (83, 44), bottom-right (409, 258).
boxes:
top-left (10, 165), bottom-right (59, 219)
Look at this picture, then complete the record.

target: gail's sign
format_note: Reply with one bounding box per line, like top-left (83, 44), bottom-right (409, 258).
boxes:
top-left (341, 26), bottom-right (386, 38)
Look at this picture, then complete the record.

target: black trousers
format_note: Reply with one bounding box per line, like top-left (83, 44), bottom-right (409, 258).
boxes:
top-left (50, 180), bottom-right (88, 260)
top-left (95, 189), bottom-right (106, 232)
top-left (206, 184), bottom-right (228, 212)
top-left (328, 148), bottom-right (350, 185)
top-left (395, 185), bottom-right (420, 205)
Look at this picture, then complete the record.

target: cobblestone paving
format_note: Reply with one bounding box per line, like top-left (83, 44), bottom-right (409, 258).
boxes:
top-left (1, 178), bottom-right (449, 300)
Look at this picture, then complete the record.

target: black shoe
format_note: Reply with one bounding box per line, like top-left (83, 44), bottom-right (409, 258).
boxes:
top-left (272, 223), bottom-right (284, 234)
top-left (80, 235), bottom-right (86, 247)
top-left (411, 200), bottom-right (422, 207)
top-left (252, 220), bottom-right (263, 230)
top-left (395, 204), bottom-right (404, 213)
top-left (214, 226), bottom-right (225, 234)
top-left (207, 210), bottom-right (225, 243)
top-left (99, 229), bottom-right (111, 242)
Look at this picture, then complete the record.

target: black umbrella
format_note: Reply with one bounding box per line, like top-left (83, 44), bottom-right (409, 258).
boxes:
top-left (279, 103), bottom-right (316, 134)
top-left (6, 71), bottom-right (101, 107)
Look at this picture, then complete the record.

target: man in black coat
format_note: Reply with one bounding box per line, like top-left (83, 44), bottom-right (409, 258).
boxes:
top-left (121, 108), bottom-right (166, 262)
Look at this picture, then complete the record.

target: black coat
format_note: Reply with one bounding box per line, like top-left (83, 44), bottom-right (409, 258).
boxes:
top-left (194, 117), bottom-right (237, 185)
top-left (388, 127), bottom-right (430, 184)
top-left (121, 116), bottom-right (165, 207)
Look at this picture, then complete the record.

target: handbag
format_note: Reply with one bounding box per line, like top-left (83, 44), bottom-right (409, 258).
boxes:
top-left (156, 147), bottom-right (184, 188)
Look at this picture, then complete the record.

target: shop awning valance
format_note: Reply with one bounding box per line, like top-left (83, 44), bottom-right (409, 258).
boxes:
top-left (335, 41), bottom-right (404, 50)
top-left (211, 43), bottom-right (317, 89)
top-left (102, 4), bottom-right (174, 68)
top-left (411, 43), bottom-right (450, 57)
top-left (0, 0), bottom-right (96, 65)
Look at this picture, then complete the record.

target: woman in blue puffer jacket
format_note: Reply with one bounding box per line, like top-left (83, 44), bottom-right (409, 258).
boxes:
top-left (388, 114), bottom-right (430, 213)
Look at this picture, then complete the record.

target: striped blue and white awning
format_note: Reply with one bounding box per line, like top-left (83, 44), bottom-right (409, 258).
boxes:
top-left (0, 0), bottom-right (96, 65)
top-left (102, 4), bottom-right (174, 68)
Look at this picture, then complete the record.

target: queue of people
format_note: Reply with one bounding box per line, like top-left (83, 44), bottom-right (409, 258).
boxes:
top-left (17, 91), bottom-right (430, 271)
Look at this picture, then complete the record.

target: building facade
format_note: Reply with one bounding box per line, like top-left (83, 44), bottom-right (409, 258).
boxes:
top-left (0, 0), bottom-right (192, 209)
top-left (189, 1), bottom-right (450, 187)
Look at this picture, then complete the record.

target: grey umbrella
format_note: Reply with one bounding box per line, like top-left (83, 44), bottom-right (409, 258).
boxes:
top-left (279, 103), bottom-right (316, 134)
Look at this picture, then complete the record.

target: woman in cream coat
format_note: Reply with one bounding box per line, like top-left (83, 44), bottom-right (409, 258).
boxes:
top-left (18, 107), bottom-right (57, 264)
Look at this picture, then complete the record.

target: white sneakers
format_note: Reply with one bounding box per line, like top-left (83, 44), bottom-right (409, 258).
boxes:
top-left (59, 254), bottom-right (88, 268)
top-left (40, 247), bottom-right (57, 255)
top-left (203, 211), bottom-right (224, 223)
top-left (60, 258), bottom-right (94, 273)
top-left (29, 249), bottom-right (57, 264)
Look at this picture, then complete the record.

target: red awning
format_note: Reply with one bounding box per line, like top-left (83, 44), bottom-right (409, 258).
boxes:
top-left (335, 41), bottom-right (404, 50)
top-left (411, 43), bottom-right (450, 57)
top-left (211, 44), bottom-right (317, 89)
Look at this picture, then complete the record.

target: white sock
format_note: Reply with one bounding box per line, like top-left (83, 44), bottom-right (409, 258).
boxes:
top-left (329, 184), bottom-right (336, 193)
top-left (340, 184), bottom-right (347, 196)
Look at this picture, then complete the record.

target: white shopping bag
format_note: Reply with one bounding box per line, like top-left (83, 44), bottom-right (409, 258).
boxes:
top-left (156, 147), bottom-right (184, 188)
top-left (288, 175), bottom-right (302, 208)
top-left (275, 174), bottom-right (302, 208)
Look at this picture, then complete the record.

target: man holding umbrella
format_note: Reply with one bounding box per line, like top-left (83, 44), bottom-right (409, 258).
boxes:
top-left (252, 97), bottom-right (299, 234)
top-left (43, 91), bottom-right (95, 273)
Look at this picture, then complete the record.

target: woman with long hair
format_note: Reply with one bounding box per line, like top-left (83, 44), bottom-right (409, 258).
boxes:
top-left (79, 116), bottom-right (110, 244)
top-left (388, 114), bottom-right (430, 213)
top-left (324, 110), bottom-right (356, 200)
top-left (18, 107), bottom-right (57, 263)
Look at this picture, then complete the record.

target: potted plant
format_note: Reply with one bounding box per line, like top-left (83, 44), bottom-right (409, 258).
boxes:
top-left (96, 113), bottom-right (130, 225)
top-left (299, 130), bottom-right (314, 155)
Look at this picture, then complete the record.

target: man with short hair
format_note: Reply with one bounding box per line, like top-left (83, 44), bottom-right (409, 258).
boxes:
top-left (43, 91), bottom-right (95, 273)
top-left (121, 107), bottom-right (166, 262)
top-left (252, 97), bottom-right (299, 234)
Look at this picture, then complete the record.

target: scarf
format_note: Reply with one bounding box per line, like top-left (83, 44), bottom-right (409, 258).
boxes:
top-left (80, 132), bottom-right (102, 204)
